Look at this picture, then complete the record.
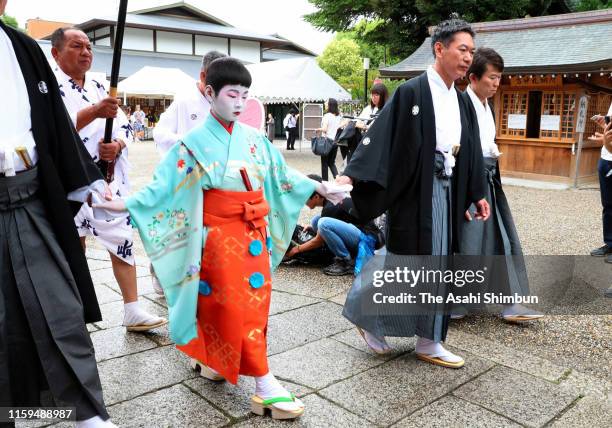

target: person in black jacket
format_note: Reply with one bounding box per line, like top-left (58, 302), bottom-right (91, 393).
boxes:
top-left (287, 174), bottom-right (381, 275)
top-left (0, 4), bottom-right (114, 426)
top-left (457, 47), bottom-right (543, 323)
top-left (338, 19), bottom-right (489, 368)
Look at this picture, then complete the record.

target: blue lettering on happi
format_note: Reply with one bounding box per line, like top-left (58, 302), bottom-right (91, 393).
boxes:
top-left (117, 240), bottom-right (133, 259)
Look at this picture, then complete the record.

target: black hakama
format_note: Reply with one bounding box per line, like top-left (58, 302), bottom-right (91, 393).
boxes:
top-left (459, 157), bottom-right (529, 299)
top-left (0, 169), bottom-right (108, 422)
top-left (343, 154), bottom-right (452, 342)
top-left (341, 72), bottom-right (485, 342)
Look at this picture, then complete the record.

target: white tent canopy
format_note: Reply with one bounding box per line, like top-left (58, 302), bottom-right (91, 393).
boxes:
top-left (246, 58), bottom-right (351, 104)
top-left (117, 66), bottom-right (196, 98)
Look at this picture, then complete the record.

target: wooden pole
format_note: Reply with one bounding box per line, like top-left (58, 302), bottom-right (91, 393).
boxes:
top-left (99, 0), bottom-right (128, 182)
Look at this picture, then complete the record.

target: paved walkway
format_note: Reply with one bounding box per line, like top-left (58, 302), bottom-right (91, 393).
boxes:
top-left (31, 141), bottom-right (611, 427)
top-left (75, 248), bottom-right (610, 428)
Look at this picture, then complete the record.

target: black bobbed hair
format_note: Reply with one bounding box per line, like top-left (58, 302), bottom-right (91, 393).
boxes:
top-left (206, 57), bottom-right (252, 94)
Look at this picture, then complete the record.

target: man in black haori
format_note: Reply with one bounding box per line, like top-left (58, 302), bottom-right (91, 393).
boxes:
top-left (455, 47), bottom-right (543, 323)
top-left (339, 19), bottom-right (490, 369)
top-left (0, 1), bottom-right (115, 426)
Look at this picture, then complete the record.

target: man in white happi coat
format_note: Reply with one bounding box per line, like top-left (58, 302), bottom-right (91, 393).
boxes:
top-left (51, 27), bottom-right (166, 332)
top-left (153, 50), bottom-right (227, 156)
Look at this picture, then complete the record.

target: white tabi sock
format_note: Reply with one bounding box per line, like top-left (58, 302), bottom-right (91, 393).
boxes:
top-left (255, 372), bottom-right (303, 412)
top-left (363, 330), bottom-right (392, 353)
top-left (502, 303), bottom-right (522, 317)
top-left (501, 303), bottom-right (542, 318)
top-left (123, 301), bottom-right (165, 327)
top-left (75, 415), bottom-right (117, 428)
top-left (415, 336), bottom-right (463, 363)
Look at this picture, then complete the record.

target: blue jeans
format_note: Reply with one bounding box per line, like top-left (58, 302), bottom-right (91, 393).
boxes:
top-left (598, 158), bottom-right (612, 247)
top-left (311, 215), bottom-right (361, 260)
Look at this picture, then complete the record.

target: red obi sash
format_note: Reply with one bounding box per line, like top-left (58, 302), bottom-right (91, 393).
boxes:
top-left (202, 188), bottom-right (269, 230)
top-left (176, 188), bottom-right (272, 384)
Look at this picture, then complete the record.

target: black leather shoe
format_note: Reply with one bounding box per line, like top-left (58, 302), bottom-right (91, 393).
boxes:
top-left (323, 258), bottom-right (354, 276)
top-left (590, 245), bottom-right (612, 257)
top-left (606, 254), bottom-right (612, 264)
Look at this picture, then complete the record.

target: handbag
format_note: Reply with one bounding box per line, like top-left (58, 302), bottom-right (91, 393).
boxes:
top-left (333, 127), bottom-right (348, 147)
top-left (311, 136), bottom-right (335, 156)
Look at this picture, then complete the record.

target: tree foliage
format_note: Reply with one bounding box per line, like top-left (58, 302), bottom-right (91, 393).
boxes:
top-left (305, 0), bottom-right (594, 60)
top-left (311, 0), bottom-right (607, 99)
top-left (317, 37), bottom-right (363, 98)
top-left (574, 0), bottom-right (612, 11)
top-left (337, 19), bottom-right (402, 68)
top-left (0, 14), bottom-right (19, 29)
top-left (317, 35), bottom-right (390, 100)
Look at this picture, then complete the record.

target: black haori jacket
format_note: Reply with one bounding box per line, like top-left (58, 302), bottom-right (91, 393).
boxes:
top-left (344, 72), bottom-right (486, 255)
top-left (2, 21), bottom-right (103, 322)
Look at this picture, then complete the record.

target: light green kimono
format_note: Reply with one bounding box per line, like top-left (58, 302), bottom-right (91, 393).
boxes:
top-left (126, 115), bottom-right (315, 345)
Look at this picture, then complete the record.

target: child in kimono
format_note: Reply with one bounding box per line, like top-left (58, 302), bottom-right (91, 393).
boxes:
top-left (97, 57), bottom-right (348, 420)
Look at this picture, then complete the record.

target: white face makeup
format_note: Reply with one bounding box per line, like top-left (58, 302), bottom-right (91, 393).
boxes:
top-left (207, 84), bottom-right (249, 123)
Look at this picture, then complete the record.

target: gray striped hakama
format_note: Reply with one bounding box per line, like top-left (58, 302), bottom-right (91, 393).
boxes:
top-left (0, 168), bottom-right (108, 422)
top-left (459, 157), bottom-right (529, 298)
top-left (343, 153), bottom-right (451, 342)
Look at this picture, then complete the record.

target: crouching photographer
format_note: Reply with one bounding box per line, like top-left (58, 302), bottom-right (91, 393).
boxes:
top-left (285, 174), bottom-right (384, 276)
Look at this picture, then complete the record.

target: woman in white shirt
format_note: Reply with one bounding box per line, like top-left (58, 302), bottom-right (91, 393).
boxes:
top-left (317, 98), bottom-right (342, 180)
top-left (341, 83), bottom-right (389, 166)
top-left (357, 82), bottom-right (389, 130)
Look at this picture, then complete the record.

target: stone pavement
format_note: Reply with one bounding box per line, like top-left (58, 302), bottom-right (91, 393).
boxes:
top-left (68, 249), bottom-right (608, 428)
top-left (27, 141), bottom-right (611, 427)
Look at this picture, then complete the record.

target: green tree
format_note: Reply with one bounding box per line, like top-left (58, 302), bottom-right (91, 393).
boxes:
top-left (574, 0), bottom-right (612, 11)
top-left (322, 27), bottom-right (413, 100)
top-left (0, 13), bottom-right (19, 29)
top-left (317, 37), bottom-right (364, 99)
top-left (306, 0), bottom-right (422, 59)
top-left (305, 0), bottom-right (591, 60)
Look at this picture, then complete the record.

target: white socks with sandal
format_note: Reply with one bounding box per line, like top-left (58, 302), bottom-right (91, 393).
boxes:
top-left (415, 337), bottom-right (463, 363)
top-left (123, 301), bottom-right (166, 328)
top-left (255, 372), bottom-right (303, 412)
top-left (363, 330), bottom-right (392, 354)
